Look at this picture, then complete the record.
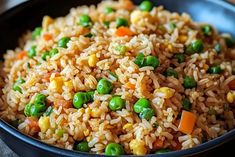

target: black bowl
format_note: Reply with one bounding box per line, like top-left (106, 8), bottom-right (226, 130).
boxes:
top-left (0, 0), bottom-right (235, 156)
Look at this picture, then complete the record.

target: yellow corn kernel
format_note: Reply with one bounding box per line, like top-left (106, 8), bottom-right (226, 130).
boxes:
top-left (227, 92), bottom-right (234, 103)
top-left (154, 87), bottom-right (175, 99)
top-left (88, 54), bottom-right (98, 67)
top-left (167, 44), bottom-right (173, 52)
top-left (78, 108), bottom-right (85, 114)
top-left (129, 139), bottom-right (147, 155)
top-left (48, 77), bottom-right (64, 93)
top-left (94, 100), bottom-right (100, 105)
top-left (38, 116), bottom-right (50, 133)
top-left (178, 35), bottom-right (188, 43)
top-left (123, 123), bottom-right (133, 131)
top-left (130, 10), bottom-right (151, 26)
top-left (83, 130), bottom-right (90, 136)
top-left (42, 16), bottom-right (54, 29)
top-left (64, 80), bottom-right (73, 90)
top-left (86, 135), bottom-right (92, 142)
top-left (91, 108), bottom-right (102, 118)
top-left (27, 76), bottom-right (36, 86)
top-left (85, 108), bottom-right (91, 114)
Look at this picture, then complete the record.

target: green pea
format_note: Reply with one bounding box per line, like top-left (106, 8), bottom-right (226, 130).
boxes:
top-left (73, 92), bottom-right (89, 109)
top-left (134, 53), bottom-right (145, 67)
top-left (105, 7), bottom-right (115, 14)
top-left (109, 96), bottom-right (125, 111)
top-left (155, 148), bottom-right (171, 154)
top-left (13, 84), bottom-right (22, 93)
top-left (57, 37), bottom-right (70, 48)
top-left (208, 65), bottom-right (222, 74)
top-left (186, 40), bottom-right (204, 54)
top-left (16, 78), bottom-right (25, 84)
top-left (192, 40), bottom-right (204, 52)
top-left (139, 0), bottom-right (153, 12)
top-left (34, 93), bottom-right (46, 104)
top-left (201, 25), bottom-right (212, 36)
top-left (115, 45), bottom-right (127, 55)
top-left (214, 43), bottom-right (221, 53)
top-left (32, 27), bottom-right (42, 40)
top-left (44, 106), bottom-right (53, 116)
top-left (79, 14), bottom-right (92, 27)
top-left (223, 36), bottom-right (234, 48)
top-left (139, 108), bottom-right (155, 120)
top-left (169, 22), bottom-right (176, 31)
top-left (30, 103), bottom-right (47, 117)
top-left (144, 55), bottom-right (160, 68)
top-left (163, 68), bottom-right (178, 78)
top-left (116, 17), bottom-right (128, 28)
top-left (103, 21), bottom-right (110, 28)
top-left (134, 98), bottom-right (150, 113)
top-left (97, 78), bottom-right (113, 94)
top-left (27, 46), bottom-right (37, 58)
top-left (183, 76), bottom-right (197, 89)
top-left (56, 129), bottom-right (64, 137)
top-left (41, 52), bottom-right (50, 61)
top-left (105, 143), bottom-right (125, 156)
top-left (174, 53), bottom-right (186, 63)
top-left (24, 103), bottom-right (34, 116)
top-left (182, 98), bottom-right (192, 111)
top-left (49, 48), bottom-right (59, 57)
top-left (76, 141), bottom-right (90, 152)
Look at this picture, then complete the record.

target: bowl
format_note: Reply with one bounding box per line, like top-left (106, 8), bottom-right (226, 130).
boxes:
top-left (0, 0), bottom-right (235, 156)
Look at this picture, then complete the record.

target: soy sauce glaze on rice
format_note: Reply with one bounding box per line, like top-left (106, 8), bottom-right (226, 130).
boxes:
top-left (1, 0), bottom-right (235, 155)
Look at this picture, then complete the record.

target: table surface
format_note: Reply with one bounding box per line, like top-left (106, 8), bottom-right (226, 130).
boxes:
top-left (0, 139), bottom-right (18, 157)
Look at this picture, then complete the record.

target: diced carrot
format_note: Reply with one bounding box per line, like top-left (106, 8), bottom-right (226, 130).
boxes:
top-left (43, 34), bottom-right (53, 41)
top-left (25, 117), bottom-right (40, 132)
top-left (42, 72), bottom-right (52, 82)
top-left (178, 110), bottom-right (197, 134)
top-left (228, 80), bottom-right (235, 90)
top-left (120, 0), bottom-right (135, 11)
top-left (17, 51), bottom-right (27, 60)
top-left (59, 119), bottom-right (66, 125)
top-left (116, 26), bottom-right (134, 37)
top-left (54, 99), bottom-right (72, 108)
top-left (125, 82), bottom-right (135, 89)
top-left (153, 137), bottom-right (164, 150)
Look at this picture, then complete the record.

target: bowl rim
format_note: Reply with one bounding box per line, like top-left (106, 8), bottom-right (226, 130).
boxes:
top-left (0, 0), bottom-right (235, 156)
top-left (1, 119), bottom-right (235, 157)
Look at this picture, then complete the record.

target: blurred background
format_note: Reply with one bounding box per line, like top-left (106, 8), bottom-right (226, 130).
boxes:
top-left (0, 0), bottom-right (27, 14)
top-left (0, 0), bottom-right (235, 14)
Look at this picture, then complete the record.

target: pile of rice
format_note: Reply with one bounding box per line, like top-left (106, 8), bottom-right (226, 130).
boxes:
top-left (1, 0), bottom-right (235, 155)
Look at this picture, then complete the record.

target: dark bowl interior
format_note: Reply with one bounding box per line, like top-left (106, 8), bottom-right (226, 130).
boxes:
top-left (0, 0), bottom-right (235, 157)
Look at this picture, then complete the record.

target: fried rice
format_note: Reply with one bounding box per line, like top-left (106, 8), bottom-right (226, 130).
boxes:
top-left (0, 0), bottom-right (235, 155)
